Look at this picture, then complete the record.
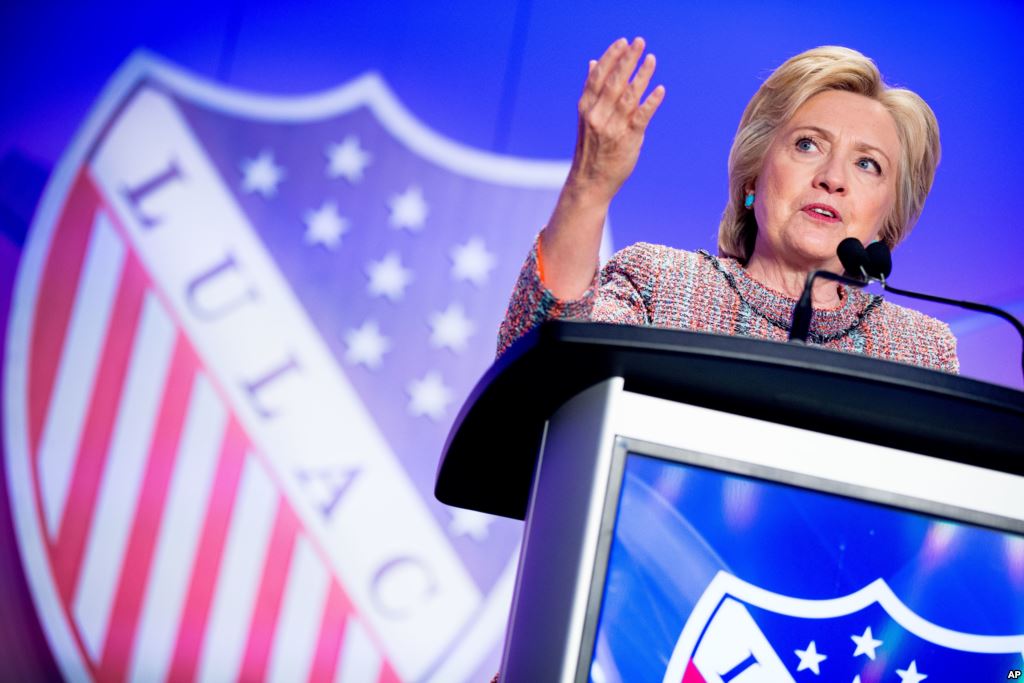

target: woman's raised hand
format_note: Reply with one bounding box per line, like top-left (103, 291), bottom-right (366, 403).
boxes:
top-left (571, 37), bottom-right (665, 202)
top-left (540, 37), bottom-right (664, 300)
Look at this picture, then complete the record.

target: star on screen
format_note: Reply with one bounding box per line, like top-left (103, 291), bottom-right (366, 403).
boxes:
top-left (388, 185), bottom-right (428, 231)
top-left (325, 135), bottom-right (372, 183)
top-left (429, 303), bottom-right (475, 353)
top-left (407, 371), bottom-right (453, 421)
top-left (344, 320), bottom-right (391, 369)
top-left (303, 201), bottom-right (350, 249)
top-left (851, 626), bottom-right (883, 660)
top-left (366, 251), bottom-right (413, 301)
top-left (896, 660), bottom-right (928, 683)
top-left (795, 640), bottom-right (827, 674)
top-left (240, 149), bottom-right (285, 197)
top-left (450, 237), bottom-right (496, 287)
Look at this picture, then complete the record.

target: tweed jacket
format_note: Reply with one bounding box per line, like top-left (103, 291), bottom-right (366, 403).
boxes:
top-left (497, 239), bottom-right (959, 374)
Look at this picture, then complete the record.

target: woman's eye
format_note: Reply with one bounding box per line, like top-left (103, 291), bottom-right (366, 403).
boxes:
top-left (857, 157), bottom-right (882, 174)
top-left (796, 137), bottom-right (817, 152)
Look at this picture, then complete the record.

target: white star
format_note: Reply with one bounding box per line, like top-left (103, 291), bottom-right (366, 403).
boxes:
top-left (429, 303), bottom-right (475, 353)
top-left (241, 150), bottom-right (285, 197)
top-left (449, 508), bottom-right (492, 542)
top-left (896, 660), bottom-right (927, 683)
top-left (326, 136), bottom-right (371, 183)
top-left (794, 640), bottom-right (827, 675)
top-left (851, 626), bottom-right (883, 660)
top-left (304, 201), bottom-right (349, 249)
top-left (852, 677), bottom-right (861, 683)
top-left (388, 185), bottom-right (428, 231)
top-left (366, 252), bottom-right (413, 301)
top-left (450, 237), bottom-right (497, 287)
top-left (407, 371), bottom-right (453, 421)
top-left (345, 320), bottom-right (390, 369)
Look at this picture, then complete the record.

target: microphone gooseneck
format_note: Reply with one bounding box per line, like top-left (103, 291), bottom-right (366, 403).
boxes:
top-left (788, 241), bottom-right (868, 344)
top-left (790, 238), bottom-right (1023, 381)
top-left (862, 241), bottom-right (1024, 379)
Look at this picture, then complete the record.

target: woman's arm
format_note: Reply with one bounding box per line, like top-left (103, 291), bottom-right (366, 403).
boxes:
top-left (495, 38), bottom-right (664, 357)
top-left (540, 36), bottom-right (665, 300)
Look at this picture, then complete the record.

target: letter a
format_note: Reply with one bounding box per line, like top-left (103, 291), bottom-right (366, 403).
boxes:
top-left (297, 466), bottom-right (361, 520)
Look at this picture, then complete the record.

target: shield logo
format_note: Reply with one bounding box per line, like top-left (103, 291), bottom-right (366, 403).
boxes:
top-left (4, 50), bottom-right (570, 682)
top-left (663, 571), bottom-right (1024, 682)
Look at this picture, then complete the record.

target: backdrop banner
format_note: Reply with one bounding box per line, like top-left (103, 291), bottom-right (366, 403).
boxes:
top-left (3, 51), bottom-right (572, 683)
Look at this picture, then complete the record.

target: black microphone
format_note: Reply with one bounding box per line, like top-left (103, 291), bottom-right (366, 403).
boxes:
top-left (788, 240), bottom-right (868, 343)
top-left (837, 237), bottom-right (872, 280)
top-left (865, 241), bottom-right (892, 279)
top-left (855, 241), bottom-right (1024, 379)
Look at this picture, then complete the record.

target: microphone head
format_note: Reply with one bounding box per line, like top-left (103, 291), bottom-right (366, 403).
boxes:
top-left (865, 241), bottom-right (893, 279)
top-left (836, 238), bottom-right (870, 278)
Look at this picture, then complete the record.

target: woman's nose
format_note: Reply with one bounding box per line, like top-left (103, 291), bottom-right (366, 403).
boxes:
top-left (813, 158), bottom-right (847, 194)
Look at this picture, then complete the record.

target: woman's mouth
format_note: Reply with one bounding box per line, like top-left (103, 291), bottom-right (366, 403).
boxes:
top-left (802, 204), bottom-right (842, 223)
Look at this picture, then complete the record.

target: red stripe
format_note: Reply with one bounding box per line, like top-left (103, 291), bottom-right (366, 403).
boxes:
top-left (377, 661), bottom-right (402, 683)
top-left (28, 172), bottom-right (103, 458)
top-left (307, 583), bottom-right (354, 683)
top-left (95, 338), bottom-right (197, 683)
top-left (682, 659), bottom-right (708, 683)
top-left (165, 419), bottom-right (248, 683)
top-left (50, 253), bottom-right (147, 602)
top-left (236, 504), bottom-right (300, 682)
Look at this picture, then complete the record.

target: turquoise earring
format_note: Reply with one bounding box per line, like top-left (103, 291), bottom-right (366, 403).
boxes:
top-left (744, 192), bottom-right (755, 209)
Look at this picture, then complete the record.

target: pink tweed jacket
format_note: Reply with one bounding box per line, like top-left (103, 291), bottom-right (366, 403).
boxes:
top-left (497, 239), bottom-right (959, 373)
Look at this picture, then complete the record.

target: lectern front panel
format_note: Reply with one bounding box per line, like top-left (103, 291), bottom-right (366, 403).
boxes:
top-left (584, 444), bottom-right (1024, 683)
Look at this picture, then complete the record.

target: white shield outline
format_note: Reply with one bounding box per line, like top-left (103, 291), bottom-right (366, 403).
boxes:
top-left (663, 570), bottom-right (1024, 682)
top-left (3, 49), bottom-right (591, 682)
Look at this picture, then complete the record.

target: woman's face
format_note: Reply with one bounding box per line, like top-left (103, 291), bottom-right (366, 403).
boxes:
top-left (750, 90), bottom-right (901, 272)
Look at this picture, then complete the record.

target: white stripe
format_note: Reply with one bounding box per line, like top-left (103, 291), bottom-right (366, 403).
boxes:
top-left (38, 212), bottom-right (126, 538)
top-left (196, 456), bottom-right (278, 683)
top-left (266, 536), bottom-right (329, 683)
top-left (336, 618), bottom-right (381, 683)
top-left (72, 292), bottom-right (176, 662)
top-left (126, 374), bottom-right (225, 683)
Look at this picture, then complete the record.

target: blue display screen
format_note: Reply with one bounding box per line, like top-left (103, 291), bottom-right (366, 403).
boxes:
top-left (588, 452), bottom-right (1024, 683)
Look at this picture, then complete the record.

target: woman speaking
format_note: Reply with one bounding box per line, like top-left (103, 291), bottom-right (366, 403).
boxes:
top-left (497, 38), bottom-right (957, 373)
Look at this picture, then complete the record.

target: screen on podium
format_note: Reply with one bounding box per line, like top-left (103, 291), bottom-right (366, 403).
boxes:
top-left (585, 443), bottom-right (1024, 683)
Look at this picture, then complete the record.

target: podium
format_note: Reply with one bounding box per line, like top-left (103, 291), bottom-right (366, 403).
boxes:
top-left (436, 322), bottom-right (1024, 681)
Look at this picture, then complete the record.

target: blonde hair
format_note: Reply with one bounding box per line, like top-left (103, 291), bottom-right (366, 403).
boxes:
top-left (718, 46), bottom-right (941, 263)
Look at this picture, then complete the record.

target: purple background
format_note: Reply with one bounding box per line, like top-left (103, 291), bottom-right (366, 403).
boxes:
top-left (2, 1), bottom-right (1023, 678)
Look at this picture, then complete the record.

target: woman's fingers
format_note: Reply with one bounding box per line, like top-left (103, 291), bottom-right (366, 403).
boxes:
top-left (623, 53), bottom-right (656, 111)
top-left (584, 38), bottom-right (655, 128)
top-left (582, 38), bottom-right (628, 103)
top-left (600, 37), bottom-right (645, 104)
top-left (632, 84), bottom-right (666, 129)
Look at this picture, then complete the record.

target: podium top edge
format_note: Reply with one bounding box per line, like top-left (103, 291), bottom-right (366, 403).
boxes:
top-left (436, 321), bottom-right (1024, 519)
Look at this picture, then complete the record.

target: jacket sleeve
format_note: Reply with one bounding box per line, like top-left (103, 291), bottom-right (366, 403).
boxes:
top-left (933, 319), bottom-right (961, 374)
top-left (495, 237), bottom-right (653, 357)
top-left (495, 235), bottom-right (598, 357)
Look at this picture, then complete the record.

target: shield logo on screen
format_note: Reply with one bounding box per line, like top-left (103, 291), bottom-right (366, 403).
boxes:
top-left (662, 570), bottom-right (1024, 683)
top-left (3, 50), bottom-right (569, 682)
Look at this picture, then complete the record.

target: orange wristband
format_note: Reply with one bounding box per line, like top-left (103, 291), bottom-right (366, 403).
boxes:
top-left (536, 236), bottom-right (548, 286)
